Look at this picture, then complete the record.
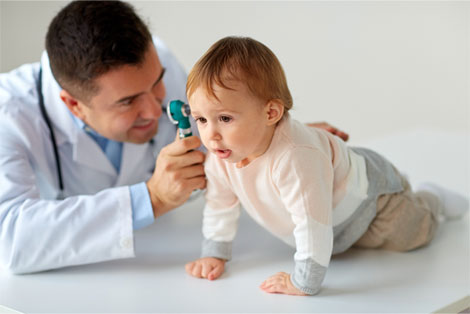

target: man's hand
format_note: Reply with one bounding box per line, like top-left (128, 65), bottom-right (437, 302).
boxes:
top-left (185, 257), bottom-right (225, 281)
top-left (307, 122), bottom-right (349, 142)
top-left (260, 272), bottom-right (308, 296)
top-left (146, 135), bottom-right (206, 218)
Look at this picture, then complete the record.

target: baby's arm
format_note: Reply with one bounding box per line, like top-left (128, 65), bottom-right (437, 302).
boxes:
top-left (186, 154), bottom-right (239, 281)
top-left (263, 147), bottom-right (334, 296)
top-left (185, 257), bottom-right (226, 280)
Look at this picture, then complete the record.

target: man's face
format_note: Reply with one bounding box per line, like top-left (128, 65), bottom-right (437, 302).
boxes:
top-left (77, 45), bottom-right (166, 143)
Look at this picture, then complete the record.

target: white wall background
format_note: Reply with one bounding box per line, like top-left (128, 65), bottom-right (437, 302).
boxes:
top-left (1, 0), bottom-right (468, 143)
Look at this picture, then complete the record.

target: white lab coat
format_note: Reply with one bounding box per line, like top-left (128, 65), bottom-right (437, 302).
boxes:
top-left (0, 37), bottom-right (193, 273)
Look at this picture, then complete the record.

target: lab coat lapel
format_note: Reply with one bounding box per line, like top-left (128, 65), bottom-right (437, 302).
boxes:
top-left (74, 133), bottom-right (117, 176)
top-left (116, 142), bottom-right (150, 186)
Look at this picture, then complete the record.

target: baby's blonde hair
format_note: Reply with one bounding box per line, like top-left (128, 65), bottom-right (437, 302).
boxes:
top-left (187, 36), bottom-right (293, 116)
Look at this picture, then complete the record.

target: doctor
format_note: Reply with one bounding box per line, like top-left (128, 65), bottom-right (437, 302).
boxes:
top-left (0, 0), bottom-right (348, 274)
top-left (0, 0), bottom-right (206, 274)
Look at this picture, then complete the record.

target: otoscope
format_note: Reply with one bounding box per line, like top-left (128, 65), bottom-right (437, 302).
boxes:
top-left (167, 99), bottom-right (201, 200)
top-left (167, 100), bottom-right (192, 138)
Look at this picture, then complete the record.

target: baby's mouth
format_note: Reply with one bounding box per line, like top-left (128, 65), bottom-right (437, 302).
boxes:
top-left (214, 149), bottom-right (232, 159)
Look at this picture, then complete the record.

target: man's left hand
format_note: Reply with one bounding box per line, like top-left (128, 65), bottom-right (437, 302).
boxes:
top-left (307, 122), bottom-right (349, 142)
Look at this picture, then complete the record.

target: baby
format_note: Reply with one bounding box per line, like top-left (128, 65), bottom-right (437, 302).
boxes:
top-left (184, 36), bottom-right (468, 296)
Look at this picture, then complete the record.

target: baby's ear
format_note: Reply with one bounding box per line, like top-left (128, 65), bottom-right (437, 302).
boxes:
top-left (265, 99), bottom-right (284, 125)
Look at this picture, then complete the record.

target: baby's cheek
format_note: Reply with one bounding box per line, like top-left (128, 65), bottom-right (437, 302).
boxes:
top-left (199, 131), bottom-right (210, 149)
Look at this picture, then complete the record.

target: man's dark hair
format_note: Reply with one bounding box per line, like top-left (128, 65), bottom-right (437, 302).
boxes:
top-left (45, 0), bottom-right (152, 101)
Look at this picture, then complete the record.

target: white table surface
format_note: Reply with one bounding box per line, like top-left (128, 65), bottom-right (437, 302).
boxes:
top-left (1, 129), bottom-right (468, 313)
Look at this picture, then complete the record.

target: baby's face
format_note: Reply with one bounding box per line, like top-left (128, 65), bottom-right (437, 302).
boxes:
top-left (189, 80), bottom-right (274, 167)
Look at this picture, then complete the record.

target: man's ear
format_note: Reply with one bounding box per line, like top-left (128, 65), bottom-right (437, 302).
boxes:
top-left (59, 89), bottom-right (86, 120)
top-left (265, 99), bottom-right (284, 126)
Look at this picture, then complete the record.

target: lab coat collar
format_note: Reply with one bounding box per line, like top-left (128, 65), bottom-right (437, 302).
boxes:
top-left (39, 51), bottom-right (78, 148)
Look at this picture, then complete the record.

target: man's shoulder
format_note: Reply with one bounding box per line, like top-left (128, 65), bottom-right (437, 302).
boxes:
top-left (0, 63), bottom-right (43, 143)
top-left (0, 62), bottom-right (39, 115)
top-left (151, 36), bottom-right (187, 82)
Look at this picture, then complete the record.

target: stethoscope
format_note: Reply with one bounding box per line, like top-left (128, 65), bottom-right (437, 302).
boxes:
top-left (37, 67), bottom-right (65, 200)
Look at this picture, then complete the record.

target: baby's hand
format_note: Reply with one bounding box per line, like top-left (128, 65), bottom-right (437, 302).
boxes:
top-left (185, 257), bottom-right (225, 280)
top-left (260, 272), bottom-right (308, 296)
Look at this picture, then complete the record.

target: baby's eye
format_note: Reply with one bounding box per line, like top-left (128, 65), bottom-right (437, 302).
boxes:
top-left (195, 117), bottom-right (207, 124)
top-left (219, 115), bottom-right (232, 123)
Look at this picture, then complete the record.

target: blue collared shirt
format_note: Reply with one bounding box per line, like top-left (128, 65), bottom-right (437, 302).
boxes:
top-left (72, 115), bottom-right (154, 230)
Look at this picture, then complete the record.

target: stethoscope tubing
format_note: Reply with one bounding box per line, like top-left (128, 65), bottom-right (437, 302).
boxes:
top-left (37, 67), bottom-right (65, 199)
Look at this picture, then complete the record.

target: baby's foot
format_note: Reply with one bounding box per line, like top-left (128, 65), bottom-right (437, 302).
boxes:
top-left (417, 183), bottom-right (469, 220)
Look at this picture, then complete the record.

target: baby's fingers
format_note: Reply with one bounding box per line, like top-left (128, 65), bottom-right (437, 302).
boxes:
top-left (188, 262), bottom-right (202, 278)
top-left (260, 273), bottom-right (284, 293)
top-left (260, 272), bottom-right (307, 296)
top-left (185, 262), bottom-right (195, 275)
top-left (201, 262), bottom-right (213, 279)
top-left (207, 264), bottom-right (224, 280)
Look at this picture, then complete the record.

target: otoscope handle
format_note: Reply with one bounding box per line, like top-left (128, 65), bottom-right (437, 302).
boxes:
top-left (167, 100), bottom-right (192, 138)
